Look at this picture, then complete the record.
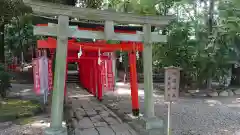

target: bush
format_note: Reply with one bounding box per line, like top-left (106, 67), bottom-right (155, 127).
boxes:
top-left (0, 64), bottom-right (12, 98)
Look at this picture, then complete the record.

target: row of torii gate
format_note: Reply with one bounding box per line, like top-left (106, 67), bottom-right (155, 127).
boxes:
top-left (36, 24), bottom-right (143, 116)
top-left (24, 0), bottom-right (173, 134)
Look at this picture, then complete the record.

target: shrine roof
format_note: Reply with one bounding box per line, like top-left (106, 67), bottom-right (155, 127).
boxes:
top-left (32, 15), bottom-right (156, 32)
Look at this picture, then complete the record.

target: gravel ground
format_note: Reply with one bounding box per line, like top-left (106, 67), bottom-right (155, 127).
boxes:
top-left (5, 83), bottom-right (240, 135)
top-left (102, 83), bottom-right (240, 135)
top-left (0, 123), bottom-right (44, 135)
top-left (156, 99), bottom-right (240, 135)
top-left (0, 84), bottom-right (49, 135)
top-left (0, 114), bottom-right (50, 135)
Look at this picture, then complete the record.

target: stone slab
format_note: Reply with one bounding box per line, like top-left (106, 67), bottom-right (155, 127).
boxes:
top-left (78, 117), bottom-right (94, 129)
top-left (75, 112), bottom-right (84, 120)
top-left (235, 89), bottom-right (240, 94)
top-left (72, 101), bottom-right (81, 108)
top-left (128, 126), bottom-right (138, 135)
top-left (93, 122), bottom-right (108, 127)
top-left (81, 103), bottom-right (93, 110)
top-left (95, 106), bottom-right (104, 111)
top-left (76, 107), bottom-right (85, 112)
top-left (90, 115), bottom-right (102, 123)
top-left (85, 109), bottom-right (97, 116)
top-left (110, 124), bottom-right (131, 135)
top-left (103, 117), bottom-right (120, 125)
top-left (219, 91), bottom-right (228, 96)
top-left (77, 128), bottom-right (99, 135)
top-left (69, 110), bottom-right (74, 118)
top-left (96, 127), bottom-right (115, 135)
top-left (72, 118), bottom-right (78, 128)
top-left (75, 108), bottom-right (86, 119)
top-left (99, 111), bottom-right (110, 117)
top-left (228, 90), bottom-right (234, 96)
top-left (208, 92), bottom-right (218, 97)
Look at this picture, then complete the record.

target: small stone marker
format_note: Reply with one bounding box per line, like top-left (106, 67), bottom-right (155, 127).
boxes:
top-left (164, 66), bottom-right (181, 135)
top-left (164, 66), bottom-right (181, 102)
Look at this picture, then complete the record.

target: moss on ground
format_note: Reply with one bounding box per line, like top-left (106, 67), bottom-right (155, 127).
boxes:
top-left (0, 99), bottom-right (42, 122)
top-left (15, 117), bottom-right (36, 125)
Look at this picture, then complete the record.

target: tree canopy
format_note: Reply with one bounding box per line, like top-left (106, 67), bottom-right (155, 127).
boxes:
top-left (2, 0), bottom-right (240, 89)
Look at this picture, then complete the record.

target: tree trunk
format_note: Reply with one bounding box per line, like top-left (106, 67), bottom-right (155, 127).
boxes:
top-left (208, 0), bottom-right (214, 36)
top-left (207, 0), bottom-right (215, 90)
top-left (194, 0), bottom-right (198, 39)
top-left (21, 51), bottom-right (24, 64)
top-left (230, 64), bottom-right (240, 86)
top-left (0, 24), bottom-right (5, 63)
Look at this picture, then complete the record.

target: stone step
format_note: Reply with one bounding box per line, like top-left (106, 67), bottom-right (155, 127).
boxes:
top-left (67, 77), bottom-right (79, 80)
top-left (67, 73), bottom-right (79, 83)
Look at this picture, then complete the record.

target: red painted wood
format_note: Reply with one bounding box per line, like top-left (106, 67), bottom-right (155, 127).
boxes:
top-left (92, 60), bottom-right (97, 96)
top-left (37, 38), bottom-right (143, 52)
top-left (97, 62), bottom-right (103, 101)
top-left (35, 25), bottom-right (139, 104)
top-left (129, 51), bottom-right (139, 110)
top-left (36, 24), bottom-right (137, 34)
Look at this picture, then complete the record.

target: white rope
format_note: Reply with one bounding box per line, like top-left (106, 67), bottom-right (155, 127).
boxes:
top-left (119, 49), bottom-right (123, 63)
top-left (136, 51), bottom-right (139, 60)
top-left (98, 49), bottom-right (101, 65)
top-left (78, 46), bottom-right (82, 58)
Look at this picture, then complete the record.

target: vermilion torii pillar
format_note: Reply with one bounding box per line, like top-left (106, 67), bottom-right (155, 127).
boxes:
top-left (129, 51), bottom-right (139, 116)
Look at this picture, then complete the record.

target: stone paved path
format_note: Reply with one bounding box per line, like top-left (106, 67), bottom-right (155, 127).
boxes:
top-left (67, 85), bottom-right (138, 135)
top-left (102, 82), bottom-right (240, 135)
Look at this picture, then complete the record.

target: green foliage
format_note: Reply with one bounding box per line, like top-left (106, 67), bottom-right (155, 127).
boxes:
top-left (5, 16), bottom-right (36, 60)
top-left (0, 64), bottom-right (11, 98)
top-left (0, 0), bottom-right (32, 25)
top-left (150, 0), bottom-right (240, 88)
top-left (41, 0), bottom-right (103, 8)
top-left (153, 18), bottom-right (236, 88)
top-left (0, 0), bottom-right (32, 63)
top-left (3, 0), bottom-right (240, 89)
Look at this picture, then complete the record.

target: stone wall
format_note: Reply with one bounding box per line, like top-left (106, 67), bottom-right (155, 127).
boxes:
top-left (118, 71), bottom-right (164, 83)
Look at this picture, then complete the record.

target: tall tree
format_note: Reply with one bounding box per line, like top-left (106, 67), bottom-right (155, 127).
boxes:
top-left (206, 0), bottom-right (215, 89)
top-left (0, 0), bottom-right (31, 63)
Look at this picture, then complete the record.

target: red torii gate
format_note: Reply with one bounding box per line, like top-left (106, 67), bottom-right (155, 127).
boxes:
top-left (36, 24), bottom-right (142, 116)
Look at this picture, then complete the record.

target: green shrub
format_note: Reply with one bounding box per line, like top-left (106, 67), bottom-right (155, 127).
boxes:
top-left (0, 64), bottom-right (12, 98)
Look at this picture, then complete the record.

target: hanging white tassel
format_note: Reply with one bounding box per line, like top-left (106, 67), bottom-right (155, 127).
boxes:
top-left (119, 50), bottom-right (123, 63)
top-left (78, 46), bottom-right (82, 58)
top-left (136, 51), bottom-right (139, 60)
top-left (98, 49), bottom-right (101, 65)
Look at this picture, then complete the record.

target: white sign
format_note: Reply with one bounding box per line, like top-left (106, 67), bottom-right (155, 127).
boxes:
top-left (164, 67), bottom-right (181, 102)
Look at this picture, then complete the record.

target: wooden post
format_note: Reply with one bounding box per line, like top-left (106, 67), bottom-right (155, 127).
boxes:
top-left (44, 15), bottom-right (68, 135)
top-left (129, 51), bottom-right (139, 116)
top-left (97, 62), bottom-right (103, 101)
top-left (93, 60), bottom-right (97, 96)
